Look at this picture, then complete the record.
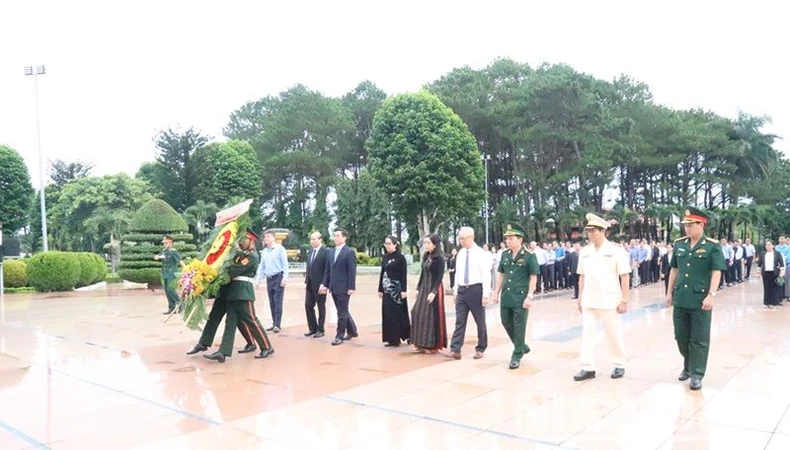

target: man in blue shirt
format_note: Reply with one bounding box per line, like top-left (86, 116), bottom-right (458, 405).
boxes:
top-left (256, 230), bottom-right (290, 332)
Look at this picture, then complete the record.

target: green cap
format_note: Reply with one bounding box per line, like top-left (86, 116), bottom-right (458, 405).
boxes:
top-left (680, 207), bottom-right (710, 225)
top-left (503, 222), bottom-right (526, 238)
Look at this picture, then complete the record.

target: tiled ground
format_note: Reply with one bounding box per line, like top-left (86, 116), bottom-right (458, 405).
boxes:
top-left (1, 272), bottom-right (789, 449)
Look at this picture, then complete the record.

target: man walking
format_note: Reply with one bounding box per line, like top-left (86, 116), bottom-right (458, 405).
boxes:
top-left (256, 230), bottom-right (289, 332)
top-left (327, 228), bottom-right (358, 346)
top-left (448, 226), bottom-right (491, 360)
top-left (155, 235), bottom-right (184, 314)
top-left (574, 213), bottom-right (631, 381)
top-left (304, 231), bottom-right (330, 338)
top-left (491, 223), bottom-right (539, 369)
top-left (666, 207), bottom-right (726, 390)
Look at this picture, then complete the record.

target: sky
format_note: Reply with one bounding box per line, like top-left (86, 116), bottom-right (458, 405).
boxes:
top-left (1, 0), bottom-right (786, 190)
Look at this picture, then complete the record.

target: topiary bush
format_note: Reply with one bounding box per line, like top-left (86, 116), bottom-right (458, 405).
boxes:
top-left (27, 252), bottom-right (81, 292)
top-left (74, 253), bottom-right (99, 288)
top-left (119, 199), bottom-right (193, 286)
top-left (3, 259), bottom-right (28, 288)
top-left (89, 253), bottom-right (108, 284)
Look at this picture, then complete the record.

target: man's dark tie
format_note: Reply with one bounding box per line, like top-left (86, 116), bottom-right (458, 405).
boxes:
top-left (464, 248), bottom-right (470, 285)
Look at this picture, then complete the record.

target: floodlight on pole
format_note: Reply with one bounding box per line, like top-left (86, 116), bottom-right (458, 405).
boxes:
top-left (482, 154), bottom-right (491, 244)
top-left (24, 64), bottom-right (49, 252)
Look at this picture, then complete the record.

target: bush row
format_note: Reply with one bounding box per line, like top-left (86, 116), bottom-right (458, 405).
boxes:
top-left (122, 232), bottom-right (193, 243)
top-left (6, 252), bottom-right (109, 292)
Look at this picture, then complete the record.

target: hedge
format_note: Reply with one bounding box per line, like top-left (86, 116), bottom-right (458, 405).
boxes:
top-left (122, 232), bottom-right (193, 243)
top-left (123, 243), bottom-right (197, 254)
top-left (129, 199), bottom-right (188, 233)
top-left (27, 252), bottom-right (82, 292)
top-left (118, 268), bottom-right (162, 286)
top-left (2, 260), bottom-right (28, 288)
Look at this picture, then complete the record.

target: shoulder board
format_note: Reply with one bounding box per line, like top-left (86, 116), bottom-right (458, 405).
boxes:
top-left (705, 237), bottom-right (719, 243)
top-left (674, 236), bottom-right (690, 242)
top-left (521, 245), bottom-right (533, 254)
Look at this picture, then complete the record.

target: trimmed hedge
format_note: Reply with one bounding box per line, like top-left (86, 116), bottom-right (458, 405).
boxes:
top-left (118, 268), bottom-right (162, 286)
top-left (2, 259), bottom-right (28, 288)
top-left (129, 199), bottom-right (188, 233)
top-left (27, 252), bottom-right (82, 292)
top-left (124, 243), bottom-right (197, 254)
top-left (123, 232), bottom-right (193, 243)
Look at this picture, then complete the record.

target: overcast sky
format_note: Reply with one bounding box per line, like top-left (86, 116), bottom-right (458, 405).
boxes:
top-left (1, 0), bottom-right (786, 189)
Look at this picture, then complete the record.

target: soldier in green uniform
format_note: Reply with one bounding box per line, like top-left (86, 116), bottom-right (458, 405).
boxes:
top-left (155, 235), bottom-right (184, 314)
top-left (203, 229), bottom-right (274, 363)
top-left (666, 207), bottom-right (727, 390)
top-left (491, 222), bottom-right (540, 369)
top-left (185, 288), bottom-right (256, 356)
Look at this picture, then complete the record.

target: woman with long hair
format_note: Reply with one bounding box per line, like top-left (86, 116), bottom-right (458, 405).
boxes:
top-left (410, 234), bottom-right (447, 353)
top-left (378, 235), bottom-right (411, 346)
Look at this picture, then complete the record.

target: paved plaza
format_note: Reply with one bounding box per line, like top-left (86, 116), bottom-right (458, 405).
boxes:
top-left (2, 274), bottom-right (790, 449)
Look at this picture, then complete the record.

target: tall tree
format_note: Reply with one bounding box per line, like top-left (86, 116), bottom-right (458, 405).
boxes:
top-left (334, 170), bottom-right (391, 253)
top-left (152, 127), bottom-right (210, 211)
top-left (368, 91), bottom-right (485, 238)
top-left (342, 81), bottom-right (387, 178)
top-left (48, 159), bottom-right (94, 187)
top-left (190, 140), bottom-right (262, 208)
top-left (0, 144), bottom-right (34, 232)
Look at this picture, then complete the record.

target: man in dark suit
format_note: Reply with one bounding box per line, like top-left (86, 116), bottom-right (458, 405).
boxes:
top-left (304, 231), bottom-right (330, 338)
top-left (567, 242), bottom-right (581, 299)
top-left (327, 228), bottom-right (358, 346)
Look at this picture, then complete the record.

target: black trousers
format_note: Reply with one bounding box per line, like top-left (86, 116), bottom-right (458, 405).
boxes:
top-left (450, 284), bottom-right (487, 353)
top-left (762, 271), bottom-right (782, 306)
top-left (305, 280), bottom-right (326, 333)
top-left (332, 291), bottom-right (357, 339)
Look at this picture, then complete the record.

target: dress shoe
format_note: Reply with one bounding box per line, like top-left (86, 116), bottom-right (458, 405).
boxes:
top-left (678, 371), bottom-right (690, 381)
top-left (186, 344), bottom-right (208, 355)
top-left (237, 344), bottom-right (257, 354)
top-left (343, 332), bottom-right (358, 340)
top-left (384, 342), bottom-right (400, 347)
top-left (272, 326), bottom-right (281, 333)
top-left (331, 338), bottom-right (344, 346)
top-left (203, 351), bottom-right (226, 363)
top-left (446, 352), bottom-right (461, 360)
top-left (162, 309), bottom-right (174, 315)
top-left (313, 332), bottom-right (325, 338)
top-left (304, 331), bottom-right (316, 337)
top-left (255, 348), bottom-right (274, 359)
top-left (509, 358), bottom-right (521, 370)
top-left (266, 326), bottom-right (275, 331)
top-left (573, 370), bottom-right (596, 381)
top-left (611, 368), bottom-right (625, 379)
top-left (473, 352), bottom-right (484, 359)
top-left (690, 376), bottom-right (702, 390)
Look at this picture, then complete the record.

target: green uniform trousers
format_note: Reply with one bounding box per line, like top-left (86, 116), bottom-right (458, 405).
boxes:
top-left (501, 305), bottom-right (530, 360)
top-left (163, 277), bottom-right (180, 310)
top-left (219, 301), bottom-right (272, 356)
top-left (673, 306), bottom-right (712, 378)
top-left (198, 298), bottom-right (253, 348)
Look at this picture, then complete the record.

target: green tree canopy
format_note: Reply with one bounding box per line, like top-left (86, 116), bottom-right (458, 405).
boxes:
top-left (0, 144), bottom-right (34, 232)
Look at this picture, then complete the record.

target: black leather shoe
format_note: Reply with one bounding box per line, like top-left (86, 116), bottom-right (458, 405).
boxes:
top-left (186, 344), bottom-right (208, 355)
top-left (343, 332), bottom-right (359, 341)
top-left (611, 368), bottom-right (625, 379)
top-left (690, 376), bottom-right (702, 390)
top-left (574, 370), bottom-right (596, 381)
top-left (331, 338), bottom-right (344, 346)
top-left (237, 344), bottom-right (256, 354)
top-left (313, 332), bottom-right (325, 338)
top-left (509, 358), bottom-right (521, 370)
top-left (678, 371), bottom-right (690, 381)
top-left (203, 351), bottom-right (226, 363)
top-left (255, 349), bottom-right (274, 359)
top-left (272, 326), bottom-right (281, 333)
top-left (304, 331), bottom-right (316, 337)
top-left (163, 309), bottom-right (174, 315)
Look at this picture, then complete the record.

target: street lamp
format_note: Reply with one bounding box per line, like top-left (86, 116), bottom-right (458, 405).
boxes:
top-left (24, 65), bottom-right (48, 252)
top-left (482, 154), bottom-right (491, 244)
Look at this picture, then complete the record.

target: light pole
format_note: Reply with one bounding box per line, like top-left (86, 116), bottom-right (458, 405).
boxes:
top-left (482, 154), bottom-right (490, 244)
top-left (25, 65), bottom-right (48, 252)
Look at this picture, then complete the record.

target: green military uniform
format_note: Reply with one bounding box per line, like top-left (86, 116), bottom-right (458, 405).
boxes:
top-left (217, 248), bottom-right (273, 357)
top-left (160, 246), bottom-right (182, 311)
top-left (497, 223), bottom-right (540, 369)
top-left (670, 207), bottom-right (727, 386)
top-left (195, 286), bottom-right (253, 350)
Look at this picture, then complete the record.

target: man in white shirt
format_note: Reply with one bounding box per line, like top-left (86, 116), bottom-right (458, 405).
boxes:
top-left (743, 238), bottom-right (756, 279)
top-left (574, 213), bottom-right (631, 381)
top-left (448, 226), bottom-right (492, 360)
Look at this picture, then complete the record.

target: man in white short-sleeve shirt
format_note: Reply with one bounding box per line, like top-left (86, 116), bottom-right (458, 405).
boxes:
top-left (574, 213), bottom-right (631, 382)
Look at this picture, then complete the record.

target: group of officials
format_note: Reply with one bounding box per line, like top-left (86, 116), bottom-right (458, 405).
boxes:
top-left (158, 208), bottom-right (726, 389)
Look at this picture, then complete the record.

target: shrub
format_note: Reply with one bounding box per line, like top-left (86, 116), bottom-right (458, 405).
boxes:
top-left (356, 252), bottom-right (371, 265)
top-left (120, 199), bottom-right (193, 286)
top-left (104, 273), bottom-right (121, 284)
top-left (89, 253), bottom-right (108, 284)
top-left (2, 259), bottom-right (28, 288)
top-left (27, 252), bottom-right (81, 292)
top-left (368, 257), bottom-right (382, 266)
top-left (75, 253), bottom-right (99, 288)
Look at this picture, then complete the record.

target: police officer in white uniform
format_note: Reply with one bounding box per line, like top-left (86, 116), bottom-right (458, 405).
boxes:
top-left (574, 213), bottom-right (632, 381)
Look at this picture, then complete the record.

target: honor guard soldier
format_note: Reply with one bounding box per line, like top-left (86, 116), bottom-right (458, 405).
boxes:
top-left (204, 229), bottom-right (274, 362)
top-left (491, 222), bottom-right (539, 369)
top-left (666, 207), bottom-right (726, 390)
top-left (155, 235), bottom-right (184, 314)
